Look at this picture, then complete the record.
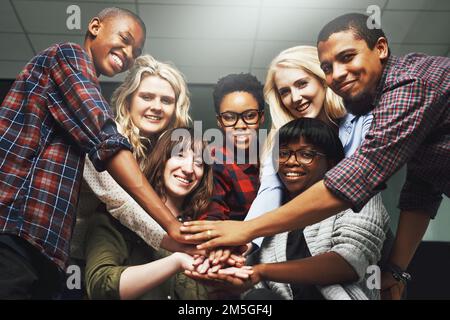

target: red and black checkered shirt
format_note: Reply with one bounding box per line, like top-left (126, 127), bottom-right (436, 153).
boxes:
top-left (324, 53), bottom-right (450, 217)
top-left (0, 43), bottom-right (132, 270)
top-left (199, 146), bottom-right (260, 221)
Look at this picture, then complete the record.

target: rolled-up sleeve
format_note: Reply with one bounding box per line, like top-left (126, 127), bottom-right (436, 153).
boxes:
top-left (84, 213), bottom-right (128, 300)
top-left (324, 79), bottom-right (439, 212)
top-left (330, 194), bottom-right (389, 282)
top-left (47, 43), bottom-right (131, 172)
top-left (83, 157), bottom-right (165, 250)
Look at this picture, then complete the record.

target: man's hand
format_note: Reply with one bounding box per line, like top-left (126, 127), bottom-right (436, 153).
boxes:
top-left (180, 220), bottom-right (253, 250)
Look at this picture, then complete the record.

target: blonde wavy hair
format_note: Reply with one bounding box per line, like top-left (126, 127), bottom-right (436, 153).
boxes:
top-left (112, 54), bottom-right (191, 171)
top-left (262, 46), bottom-right (346, 161)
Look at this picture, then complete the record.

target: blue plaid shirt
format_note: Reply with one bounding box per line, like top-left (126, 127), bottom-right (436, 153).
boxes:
top-left (0, 43), bottom-right (132, 270)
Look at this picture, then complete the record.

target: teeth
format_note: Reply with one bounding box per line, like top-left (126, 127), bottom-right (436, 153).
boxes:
top-left (145, 115), bottom-right (161, 121)
top-left (175, 176), bottom-right (190, 184)
top-left (296, 102), bottom-right (310, 112)
top-left (111, 54), bottom-right (123, 68)
top-left (285, 172), bottom-right (303, 177)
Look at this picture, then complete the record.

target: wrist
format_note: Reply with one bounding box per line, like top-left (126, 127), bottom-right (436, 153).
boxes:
top-left (385, 263), bottom-right (412, 284)
top-left (254, 263), bottom-right (267, 281)
top-left (171, 252), bottom-right (184, 271)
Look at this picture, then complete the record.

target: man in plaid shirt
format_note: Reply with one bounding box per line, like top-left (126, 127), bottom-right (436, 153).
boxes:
top-left (181, 13), bottom-right (448, 298)
top-left (0, 8), bottom-right (187, 299)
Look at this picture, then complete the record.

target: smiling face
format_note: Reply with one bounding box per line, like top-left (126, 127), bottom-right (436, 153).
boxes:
top-left (277, 138), bottom-right (329, 197)
top-left (317, 30), bottom-right (388, 105)
top-left (129, 75), bottom-right (176, 138)
top-left (163, 148), bottom-right (204, 201)
top-left (274, 67), bottom-right (327, 122)
top-left (86, 15), bottom-right (145, 77)
top-left (218, 91), bottom-right (263, 151)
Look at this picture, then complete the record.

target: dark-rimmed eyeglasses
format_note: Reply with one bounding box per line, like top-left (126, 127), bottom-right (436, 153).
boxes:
top-left (218, 109), bottom-right (263, 127)
top-left (278, 148), bottom-right (326, 165)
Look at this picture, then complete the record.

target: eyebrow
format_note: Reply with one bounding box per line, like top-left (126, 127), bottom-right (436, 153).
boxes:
top-left (336, 48), bottom-right (357, 59)
top-left (320, 48), bottom-right (357, 68)
top-left (278, 76), bottom-right (309, 91)
top-left (124, 31), bottom-right (135, 43)
top-left (139, 91), bottom-right (176, 100)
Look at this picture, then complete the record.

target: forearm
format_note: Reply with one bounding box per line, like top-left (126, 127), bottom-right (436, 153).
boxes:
top-left (257, 252), bottom-right (358, 286)
top-left (106, 149), bottom-right (179, 233)
top-left (119, 254), bottom-right (181, 300)
top-left (247, 180), bottom-right (350, 239)
top-left (389, 209), bottom-right (431, 270)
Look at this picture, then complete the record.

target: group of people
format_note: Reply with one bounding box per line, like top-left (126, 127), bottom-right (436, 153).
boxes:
top-left (0, 7), bottom-right (448, 300)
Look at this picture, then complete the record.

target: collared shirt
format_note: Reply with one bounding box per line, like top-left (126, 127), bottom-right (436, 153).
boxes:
top-left (324, 53), bottom-right (450, 216)
top-left (0, 42), bottom-right (131, 270)
top-left (198, 146), bottom-right (260, 221)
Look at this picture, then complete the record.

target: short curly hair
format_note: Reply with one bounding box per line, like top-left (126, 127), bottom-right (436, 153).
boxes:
top-left (213, 73), bottom-right (265, 114)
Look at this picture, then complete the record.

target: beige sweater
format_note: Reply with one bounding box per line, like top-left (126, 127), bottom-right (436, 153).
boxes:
top-left (249, 193), bottom-right (390, 300)
top-left (70, 142), bottom-right (166, 261)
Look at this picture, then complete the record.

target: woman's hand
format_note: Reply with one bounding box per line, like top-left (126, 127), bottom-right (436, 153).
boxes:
top-left (180, 220), bottom-right (253, 250)
top-left (208, 246), bottom-right (247, 267)
top-left (172, 252), bottom-right (195, 271)
top-left (184, 265), bottom-right (260, 296)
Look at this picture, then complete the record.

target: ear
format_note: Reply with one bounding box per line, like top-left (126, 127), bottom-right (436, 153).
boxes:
top-left (87, 17), bottom-right (101, 38)
top-left (216, 115), bottom-right (223, 129)
top-left (259, 111), bottom-right (265, 125)
top-left (375, 37), bottom-right (389, 60)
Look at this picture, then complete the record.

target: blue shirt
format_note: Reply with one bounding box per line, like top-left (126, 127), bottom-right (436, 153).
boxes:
top-left (245, 113), bottom-right (373, 247)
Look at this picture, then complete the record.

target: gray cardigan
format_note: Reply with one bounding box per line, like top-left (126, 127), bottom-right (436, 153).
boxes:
top-left (247, 193), bottom-right (390, 300)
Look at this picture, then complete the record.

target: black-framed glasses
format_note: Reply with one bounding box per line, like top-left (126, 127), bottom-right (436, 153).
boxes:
top-left (278, 148), bottom-right (326, 165)
top-left (218, 109), bottom-right (263, 127)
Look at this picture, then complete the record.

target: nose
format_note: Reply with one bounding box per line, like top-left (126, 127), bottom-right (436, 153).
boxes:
top-left (234, 116), bottom-right (247, 129)
top-left (291, 87), bottom-right (303, 104)
top-left (123, 45), bottom-right (134, 65)
top-left (181, 156), bottom-right (194, 175)
top-left (332, 63), bottom-right (348, 84)
top-left (150, 100), bottom-right (162, 113)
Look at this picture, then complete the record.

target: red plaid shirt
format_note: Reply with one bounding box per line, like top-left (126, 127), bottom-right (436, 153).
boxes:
top-left (199, 146), bottom-right (260, 221)
top-left (0, 43), bottom-right (131, 270)
top-left (324, 53), bottom-right (450, 217)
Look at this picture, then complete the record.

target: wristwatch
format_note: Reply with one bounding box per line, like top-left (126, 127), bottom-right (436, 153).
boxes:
top-left (386, 263), bottom-right (412, 283)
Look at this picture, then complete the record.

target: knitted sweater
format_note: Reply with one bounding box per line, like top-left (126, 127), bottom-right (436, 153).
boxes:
top-left (248, 193), bottom-right (390, 300)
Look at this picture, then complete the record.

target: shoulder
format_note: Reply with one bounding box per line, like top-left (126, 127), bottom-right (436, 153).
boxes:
top-left (386, 54), bottom-right (449, 94)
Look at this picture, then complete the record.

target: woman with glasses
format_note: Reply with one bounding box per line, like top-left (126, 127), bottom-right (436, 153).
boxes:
top-left (187, 118), bottom-right (389, 300)
top-left (197, 73), bottom-right (264, 224)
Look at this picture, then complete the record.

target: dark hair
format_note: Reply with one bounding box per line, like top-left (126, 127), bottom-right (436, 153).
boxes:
top-left (276, 118), bottom-right (345, 168)
top-left (95, 7), bottom-right (146, 37)
top-left (213, 73), bottom-right (265, 114)
top-left (317, 13), bottom-right (389, 56)
top-left (144, 128), bottom-right (213, 220)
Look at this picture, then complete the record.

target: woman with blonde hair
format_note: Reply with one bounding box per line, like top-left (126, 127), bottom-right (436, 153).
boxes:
top-left (243, 45), bottom-right (373, 248)
top-left (70, 54), bottom-right (195, 273)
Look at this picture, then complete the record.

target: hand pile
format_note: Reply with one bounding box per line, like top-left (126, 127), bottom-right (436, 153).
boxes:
top-left (182, 245), bottom-right (260, 297)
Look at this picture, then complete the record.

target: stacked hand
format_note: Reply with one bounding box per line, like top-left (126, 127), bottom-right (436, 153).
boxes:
top-left (181, 244), bottom-right (261, 297)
